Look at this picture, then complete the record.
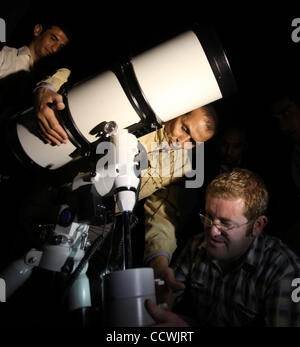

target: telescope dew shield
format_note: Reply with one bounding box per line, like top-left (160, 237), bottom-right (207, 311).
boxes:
top-left (9, 27), bottom-right (236, 170)
top-left (131, 30), bottom-right (223, 122)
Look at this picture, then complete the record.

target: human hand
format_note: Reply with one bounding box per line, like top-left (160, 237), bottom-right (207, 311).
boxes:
top-left (145, 299), bottom-right (189, 327)
top-left (34, 86), bottom-right (68, 145)
top-left (150, 256), bottom-right (185, 310)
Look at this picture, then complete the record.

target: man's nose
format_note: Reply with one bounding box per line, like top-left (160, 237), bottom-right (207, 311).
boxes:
top-left (178, 134), bottom-right (191, 146)
top-left (209, 224), bottom-right (222, 237)
top-left (50, 42), bottom-right (60, 53)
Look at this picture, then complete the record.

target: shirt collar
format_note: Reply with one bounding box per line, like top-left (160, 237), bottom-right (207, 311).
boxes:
top-left (139, 125), bottom-right (169, 152)
top-left (17, 46), bottom-right (34, 67)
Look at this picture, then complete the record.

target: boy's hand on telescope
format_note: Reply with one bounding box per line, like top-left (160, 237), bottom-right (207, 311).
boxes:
top-left (34, 86), bottom-right (68, 146)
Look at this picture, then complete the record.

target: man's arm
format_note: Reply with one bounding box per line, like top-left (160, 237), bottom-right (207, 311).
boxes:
top-left (143, 185), bottom-right (181, 264)
top-left (149, 255), bottom-right (185, 310)
top-left (145, 236), bottom-right (200, 326)
top-left (143, 185), bottom-right (185, 308)
top-left (34, 68), bottom-right (71, 145)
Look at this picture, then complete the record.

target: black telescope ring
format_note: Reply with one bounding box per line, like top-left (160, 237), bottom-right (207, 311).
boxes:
top-left (114, 61), bottom-right (161, 127)
top-left (192, 24), bottom-right (237, 99)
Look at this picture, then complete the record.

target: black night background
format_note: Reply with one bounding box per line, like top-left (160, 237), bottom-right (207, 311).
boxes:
top-left (1, 0), bottom-right (300, 335)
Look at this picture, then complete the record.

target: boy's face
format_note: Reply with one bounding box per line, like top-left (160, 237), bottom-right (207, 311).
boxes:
top-left (164, 108), bottom-right (214, 149)
top-left (33, 25), bottom-right (69, 60)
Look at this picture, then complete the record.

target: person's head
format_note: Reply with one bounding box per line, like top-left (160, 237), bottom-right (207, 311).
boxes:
top-left (271, 95), bottom-right (300, 144)
top-left (219, 125), bottom-right (248, 166)
top-left (201, 168), bottom-right (268, 268)
top-left (28, 20), bottom-right (70, 63)
top-left (164, 105), bottom-right (217, 149)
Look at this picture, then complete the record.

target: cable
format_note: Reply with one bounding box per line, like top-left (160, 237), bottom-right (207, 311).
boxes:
top-left (104, 213), bottom-right (117, 276)
top-left (123, 211), bottom-right (131, 270)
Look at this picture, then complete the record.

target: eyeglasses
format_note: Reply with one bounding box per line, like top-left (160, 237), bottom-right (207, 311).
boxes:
top-left (198, 213), bottom-right (253, 233)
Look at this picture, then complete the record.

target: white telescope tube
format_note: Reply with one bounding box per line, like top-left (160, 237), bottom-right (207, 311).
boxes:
top-left (131, 31), bottom-right (222, 122)
top-left (10, 27), bottom-right (235, 170)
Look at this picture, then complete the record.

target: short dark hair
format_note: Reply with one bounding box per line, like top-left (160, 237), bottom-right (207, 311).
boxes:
top-left (6, 10), bottom-right (72, 47)
top-left (201, 104), bottom-right (218, 134)
top-left (39, 15), bottom-right (73, 41)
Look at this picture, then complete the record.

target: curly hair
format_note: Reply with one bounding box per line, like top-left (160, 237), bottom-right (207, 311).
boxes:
top-left (205, 168), bottom-right (269, 220)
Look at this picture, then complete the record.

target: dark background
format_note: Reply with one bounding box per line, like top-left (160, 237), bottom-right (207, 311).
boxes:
top-left (1, 0), bottom-right (300, 329)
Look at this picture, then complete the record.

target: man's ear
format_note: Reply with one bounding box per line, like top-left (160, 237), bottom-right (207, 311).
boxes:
top-left (33, 24), bottom-right (43, 37)
top-left (253, 215), bottom-right (268, 237)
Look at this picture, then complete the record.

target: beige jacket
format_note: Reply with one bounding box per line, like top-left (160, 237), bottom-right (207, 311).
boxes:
top-left (138, 127), bottom-right (192, 263)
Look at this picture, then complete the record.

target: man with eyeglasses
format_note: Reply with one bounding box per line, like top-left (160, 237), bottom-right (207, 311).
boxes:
top-left (145, 168), bottom-right (300, 327)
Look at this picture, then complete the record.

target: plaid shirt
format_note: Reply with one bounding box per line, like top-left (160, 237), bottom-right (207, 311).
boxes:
top-left (172, 232), bottom-right (300, 327)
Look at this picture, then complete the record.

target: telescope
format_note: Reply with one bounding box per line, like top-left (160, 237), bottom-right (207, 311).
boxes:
top-left (7, 26), bottom-right (236, 171)
top-left (3, 25), bottom-right (236, 327)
